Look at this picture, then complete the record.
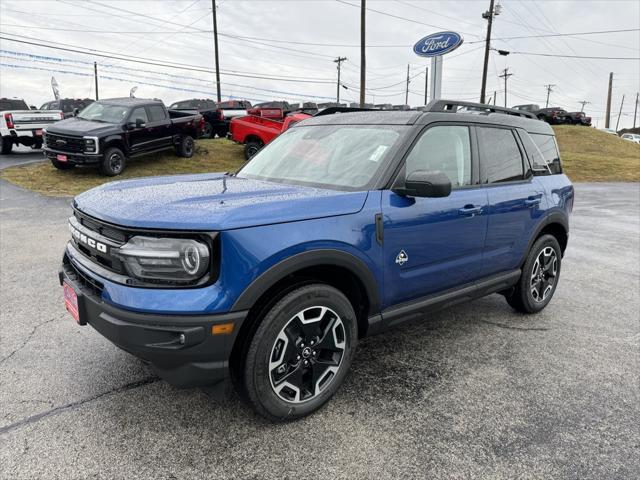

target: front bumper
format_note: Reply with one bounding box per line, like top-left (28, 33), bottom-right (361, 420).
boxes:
top-left (44, 147), bottom-right (102, 165)
top-left (59, 256), bottom-right (247, 388)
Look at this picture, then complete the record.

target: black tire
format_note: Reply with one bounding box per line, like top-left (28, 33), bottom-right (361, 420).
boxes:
top-left (506, 234), bottom-right (562, 313)
top-left (244, 140), bottom-right (263, 160)
top-left (99, 147), bottom-right (126, 176)
top-left (0, 136), bottom-right (12, 154)
top-left (202, 122), bottom-right (213, 139)
top-left (239, 284), bottom-right (358, 421)
top-left (176, 135), bottom-right (195, 158)
top-left (51, 159), bottom-right (75, 170)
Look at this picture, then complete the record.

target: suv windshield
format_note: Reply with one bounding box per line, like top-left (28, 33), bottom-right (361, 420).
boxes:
top-left (77, 102), bottom-right (129, 123)
top-left (238, 124), bottom-right (407, 190)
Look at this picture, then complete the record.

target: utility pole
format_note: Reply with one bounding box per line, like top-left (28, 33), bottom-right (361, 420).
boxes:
top-left (633, 92), bottom-right (638, 129)
top-left (360, 0), bottom-right (366, 106)
top-left (405, 64), bottom-right (410, 106)
top-left (93, 62), bottom-right (99, 100)
top-left (211, 0), bottom-right (221, 102)
top-left (493, 90), bottom-right (496, 105)
top-left (615, 94), bottom-right (625, 132)
top-left (579, 100), bottom-right (590, 113)
top-left (499, 68), bottom-right (513, 108)
top-left (334, 57), bottom-right (347, 103)
top-left (605, 72), bottom-right (613, 128)
top-left (544, 84), bottom-right (555, 108)
top-left (480, 0), bottom-right (497, 104)
top-left (424, 66), bottom-right (428, 105)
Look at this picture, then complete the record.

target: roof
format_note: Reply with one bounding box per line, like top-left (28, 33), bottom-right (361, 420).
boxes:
top-left (302, 110), bottom-right (422, 126)
top-left (98, 97), bottom-right (162, 107)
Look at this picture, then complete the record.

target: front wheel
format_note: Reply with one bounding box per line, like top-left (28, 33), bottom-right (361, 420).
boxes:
top-left (240, 284), bottom-right (358, 421)
top-left (505, 234), bottom-right (562, 313)
top-left (100, 147), bottom-right (126, 176)
top-left (202, 122), bottom-right (213, 139)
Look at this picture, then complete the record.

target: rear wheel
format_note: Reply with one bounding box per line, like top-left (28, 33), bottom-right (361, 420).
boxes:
top-left (506, 234), bottom-right (562, 313)
top-left (0, 136), bottom-right (12, 154)
top-left (176, 135), bottom-right (195, 158)
top-left (51, 159), bottom-right (75, 170)
top-left (244, 139), bottom-right (263, 160)
top-left (240, 284), bottom-right (357, 421)
top-left (202, 122), bottom-right (213, 139)
top-left (99, 147), bottom-right (126, 176)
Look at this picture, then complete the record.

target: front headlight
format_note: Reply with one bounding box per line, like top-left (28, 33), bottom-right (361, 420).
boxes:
top-left (114, 236), bottom-right (210, 284)
top-left (83, 137), bottom-right (97, 152)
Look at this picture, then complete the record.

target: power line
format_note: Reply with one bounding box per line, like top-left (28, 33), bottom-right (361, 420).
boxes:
top-left (0, 35), bottom-right (336, 83)
top-left (510, 51), bottom-right (640, 60)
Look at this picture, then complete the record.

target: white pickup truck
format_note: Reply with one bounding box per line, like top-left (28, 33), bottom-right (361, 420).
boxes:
top-left (0, 98), bottom-right (63, 154)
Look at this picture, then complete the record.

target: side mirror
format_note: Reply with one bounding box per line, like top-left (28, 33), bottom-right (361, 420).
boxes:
top-left (394, 170), bottom-right (452, 198)
top-left (73, 108), bottom-right (80, 116)
top-left (135, 118), bottom-right (146, 128)
top-left (30, 105), bottom-right (37, 110)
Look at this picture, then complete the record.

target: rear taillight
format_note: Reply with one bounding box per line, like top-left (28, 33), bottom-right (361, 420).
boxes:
top-left (199, 116), bottom-right (205, 131)
top-left (59, 112), bottom-right (64, 119)
top-left (4, 113), bottom-right (14, 129)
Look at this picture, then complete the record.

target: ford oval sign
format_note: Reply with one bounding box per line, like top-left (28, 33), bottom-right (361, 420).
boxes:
top-left (414, 31), bottom-right (463, 57)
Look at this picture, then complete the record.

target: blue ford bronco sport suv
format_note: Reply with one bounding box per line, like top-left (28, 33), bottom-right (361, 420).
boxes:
top-left (60, 100), bottom-right (574, 421)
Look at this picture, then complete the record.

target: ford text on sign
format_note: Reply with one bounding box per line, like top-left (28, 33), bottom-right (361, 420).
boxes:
top-left (413, 31), bottom-right (463, 57)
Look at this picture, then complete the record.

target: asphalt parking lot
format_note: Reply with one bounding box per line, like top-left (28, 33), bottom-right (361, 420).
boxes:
top-left (0, 173), bottom-right (638, 479)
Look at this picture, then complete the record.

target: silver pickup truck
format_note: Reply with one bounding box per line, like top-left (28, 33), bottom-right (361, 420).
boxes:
top-left (0, 98), bottom-right (63, 154)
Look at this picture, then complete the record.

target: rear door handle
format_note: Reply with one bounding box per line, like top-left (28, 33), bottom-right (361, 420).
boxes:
top-left (458, 205), bottom-right (483, 216)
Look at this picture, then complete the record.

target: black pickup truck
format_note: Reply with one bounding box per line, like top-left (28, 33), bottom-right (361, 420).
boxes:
top-left (168, 98), bottom-right (251, 139)
top-left (43, 98), bottom-right (203, 175)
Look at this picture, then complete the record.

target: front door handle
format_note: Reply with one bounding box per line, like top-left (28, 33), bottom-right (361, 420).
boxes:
top-left (525, 196), bottom-right (542, 207)
top-left (458, 205), bottom-right (483, 217)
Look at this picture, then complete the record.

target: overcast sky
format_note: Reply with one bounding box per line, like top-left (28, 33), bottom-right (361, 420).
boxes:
top-left (0, 0), bottom-right (638, 128)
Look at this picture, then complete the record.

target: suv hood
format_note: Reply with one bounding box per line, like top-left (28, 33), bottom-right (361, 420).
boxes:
top-left (74, 173), bottom-right (368, 230)
top-left (46, 117), bottom-right (118, 136)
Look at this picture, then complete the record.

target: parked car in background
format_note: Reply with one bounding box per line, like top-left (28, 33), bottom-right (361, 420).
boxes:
top-left (1, 97), bottom-right (63, 153)
top-left (229, 106), bottom-right (311, 159)
top-left (43, 98), bottom-right (203, 175)
top-left (600, 128), bottom-right (619, 135)
top-left (58, 100), bottom-right (573, 421)
top-left (534, 107), bottom-right (569, 125)
top-left (168, 98), bottom-right (251, 139)
top-left (621, 133), bottom-right (640, 144)
top-left (565, 111), bottom-right (592, 126)
top-left (40, 98), bottom-right (94, 118)
top-left (512, 104), bottom-right (540, 114)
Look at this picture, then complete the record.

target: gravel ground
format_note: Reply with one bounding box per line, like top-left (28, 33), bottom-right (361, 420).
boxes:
top-left (0, 180), bottom-right (638, 480)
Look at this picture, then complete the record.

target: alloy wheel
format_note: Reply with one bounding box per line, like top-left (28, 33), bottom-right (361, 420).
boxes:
top-left (530, 246), bottom-right (558, 302)
top-left (269, 306), bottom-right (346, 403)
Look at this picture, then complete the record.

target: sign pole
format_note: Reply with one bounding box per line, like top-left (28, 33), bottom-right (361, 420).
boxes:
top-left (430, 56), bottom-right (442, 100)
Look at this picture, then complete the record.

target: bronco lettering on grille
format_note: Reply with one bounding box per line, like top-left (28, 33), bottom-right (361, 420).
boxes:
top-left (69, 223), bottom-right (108, 253)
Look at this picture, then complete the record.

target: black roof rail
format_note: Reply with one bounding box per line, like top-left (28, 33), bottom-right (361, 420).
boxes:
top-left (425, 99), bottom-right (537, 119)
top-left (314, 106), bottom-right (377, 117)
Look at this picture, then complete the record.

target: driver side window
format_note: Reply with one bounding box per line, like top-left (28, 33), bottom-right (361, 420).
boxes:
top-left (405, 125), bottom-right (472, 188)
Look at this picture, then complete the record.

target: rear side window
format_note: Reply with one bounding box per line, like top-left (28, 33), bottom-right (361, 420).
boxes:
top-left (405, 125), bottom-right (472, 188)
top-left (477, 127), bottom-right (524, 183)
top-left (147, 105), bottom-right (167, 122)
top-left (130, 107), bottom-right (149, 123)
top-left (530, 133), bottom-right (562, 174)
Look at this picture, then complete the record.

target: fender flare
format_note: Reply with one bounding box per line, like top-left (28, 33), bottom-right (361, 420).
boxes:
top-left (520, 211), bottom-right (569, 265)
top-left (231, 249), bottom-right (381, 314)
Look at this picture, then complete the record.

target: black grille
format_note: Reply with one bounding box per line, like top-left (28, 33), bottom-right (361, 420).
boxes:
top-left (64, 256), bottom-right (104, 298)
top-left (72, 210), bottom-right (127, 275)
top-left (45, 133), bottom-right (85, 153)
